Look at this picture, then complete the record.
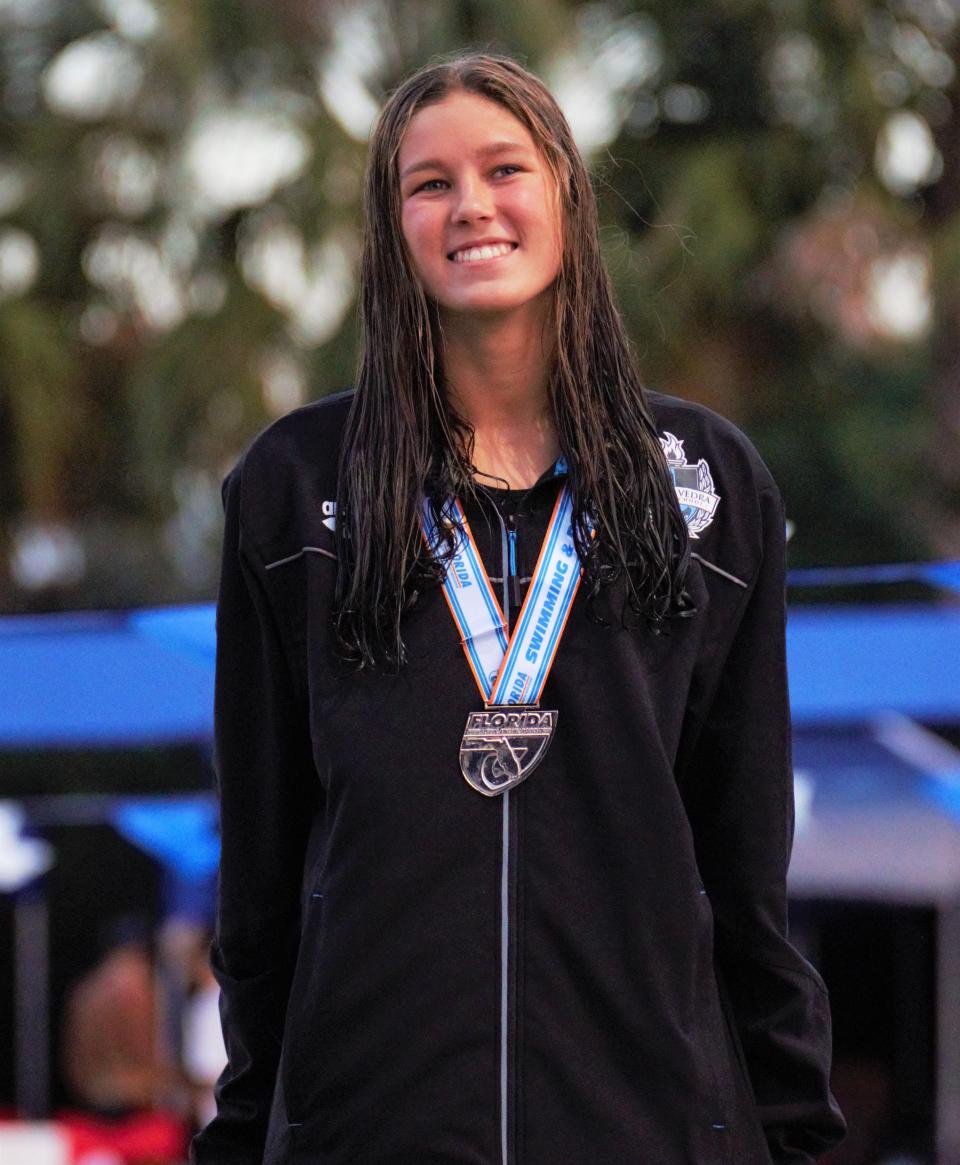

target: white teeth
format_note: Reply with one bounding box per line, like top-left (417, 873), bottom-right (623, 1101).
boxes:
top-left (452, 243), bottom-right (515, 263)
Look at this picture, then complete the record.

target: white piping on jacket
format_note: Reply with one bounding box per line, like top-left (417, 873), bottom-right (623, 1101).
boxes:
top-left (264, 546), bottom-right (336, 570)
top-left (691, 552), bottom-right (747, 589)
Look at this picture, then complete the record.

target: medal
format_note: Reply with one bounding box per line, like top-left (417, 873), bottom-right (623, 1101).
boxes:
top-left (422, 486), bottom-right (584, 796)
top-left (459, 706), bottom-right (556, 796)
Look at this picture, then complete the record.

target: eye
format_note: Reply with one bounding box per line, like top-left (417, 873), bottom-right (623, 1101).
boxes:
top-left (494, 164), bottom-right (523, 178)
top-left (413, 177), bottom-right (447, 193)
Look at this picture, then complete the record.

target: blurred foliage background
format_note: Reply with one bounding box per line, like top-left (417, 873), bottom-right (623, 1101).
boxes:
top-left (0, 0), bottom-right (957, 613)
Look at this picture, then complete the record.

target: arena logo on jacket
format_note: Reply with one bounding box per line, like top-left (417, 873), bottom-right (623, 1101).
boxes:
top-left (659, 432), bottom-right (720, 539)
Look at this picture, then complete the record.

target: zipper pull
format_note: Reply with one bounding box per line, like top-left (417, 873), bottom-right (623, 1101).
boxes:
top-left (507, 517), bottom-right (521, 608)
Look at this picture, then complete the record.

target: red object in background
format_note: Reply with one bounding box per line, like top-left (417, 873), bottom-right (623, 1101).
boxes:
top-left (61, 1111), bottom-right (189, 1163)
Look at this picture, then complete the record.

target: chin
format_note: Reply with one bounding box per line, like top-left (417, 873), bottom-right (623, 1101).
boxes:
top-left (438, 287), bottom-right (547, 317)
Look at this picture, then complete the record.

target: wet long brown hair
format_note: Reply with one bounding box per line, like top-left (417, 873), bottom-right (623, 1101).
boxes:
top-left (334, 52), bottom-right (694, 668)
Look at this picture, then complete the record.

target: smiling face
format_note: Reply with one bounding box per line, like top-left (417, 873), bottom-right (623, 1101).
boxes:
top-left (397, 90), bottom-right (563, 324)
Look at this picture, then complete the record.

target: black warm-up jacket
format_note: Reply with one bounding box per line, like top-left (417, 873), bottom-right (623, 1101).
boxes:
top-left (192, 389), bottom-right (845, 1165)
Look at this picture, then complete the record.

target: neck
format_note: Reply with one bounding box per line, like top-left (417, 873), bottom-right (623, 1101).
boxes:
top-left (442, 307), bottom-right (560, 489)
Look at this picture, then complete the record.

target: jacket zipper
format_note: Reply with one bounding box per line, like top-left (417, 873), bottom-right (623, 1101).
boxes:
top-left (497, 503), bottom-right (514, 1165)
top-left (485, 478), bottom-right (556, 1165)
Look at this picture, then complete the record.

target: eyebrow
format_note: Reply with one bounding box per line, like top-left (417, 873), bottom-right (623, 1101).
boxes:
top-left (399, 140), bottom-right (533, 180)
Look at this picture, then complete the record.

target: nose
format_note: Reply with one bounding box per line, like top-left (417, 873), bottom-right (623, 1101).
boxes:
top-left (452, 173), bottom-right (493, 223)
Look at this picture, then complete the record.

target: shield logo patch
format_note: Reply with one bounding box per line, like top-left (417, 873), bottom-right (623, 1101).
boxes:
top-left (659, 432), bottom-right (720, 539)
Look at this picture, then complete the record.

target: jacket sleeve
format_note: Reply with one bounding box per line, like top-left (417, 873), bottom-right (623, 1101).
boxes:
top-left (683, 483), bottom-right (846, 1163)
top-left (191, 464), bottom-right (320, 1164)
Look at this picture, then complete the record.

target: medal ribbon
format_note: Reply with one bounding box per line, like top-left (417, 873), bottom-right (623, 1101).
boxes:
top-left (421, 486), bottom-right (583, 706)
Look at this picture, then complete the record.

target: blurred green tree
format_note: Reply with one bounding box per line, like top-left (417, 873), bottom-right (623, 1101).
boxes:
top-left (0, 0), bottom-right (955, 611)
top-left (596, 0), bottom-right (956, 573)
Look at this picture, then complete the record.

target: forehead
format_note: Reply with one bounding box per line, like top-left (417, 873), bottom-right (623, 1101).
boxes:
top-left (397, 90), bottom-right (540, 172)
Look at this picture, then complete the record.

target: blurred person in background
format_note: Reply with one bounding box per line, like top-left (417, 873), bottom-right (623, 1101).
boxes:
top-left (193, 53), bottom-right (845, 1165)
top-left (61, 915), bottom-right (178, 1118)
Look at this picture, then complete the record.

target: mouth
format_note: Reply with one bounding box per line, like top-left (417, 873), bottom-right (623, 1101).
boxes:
top-left (447, 241), bottom-right (518, 264)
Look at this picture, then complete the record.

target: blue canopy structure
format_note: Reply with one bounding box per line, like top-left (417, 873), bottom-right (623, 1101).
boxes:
top-left (0, 605), bottom-right (215, 749)
top-left (1, 600), bottom-right (959, 749)
top-left (787, 605), bottom-right (960, 726)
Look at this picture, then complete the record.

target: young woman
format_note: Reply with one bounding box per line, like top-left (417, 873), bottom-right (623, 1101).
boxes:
top-left (192, 53), bottom-right (845, 1165)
